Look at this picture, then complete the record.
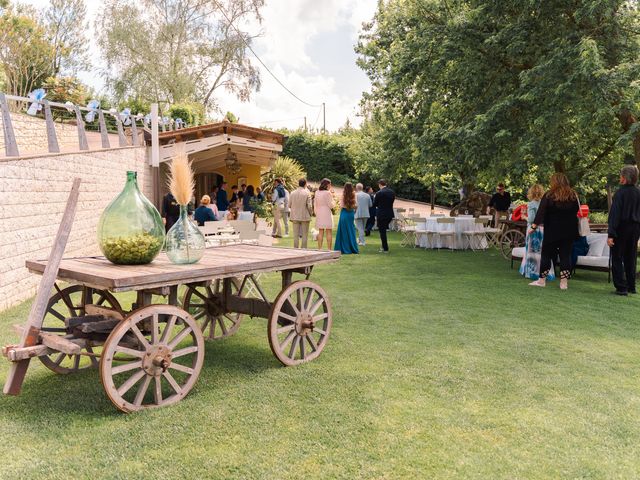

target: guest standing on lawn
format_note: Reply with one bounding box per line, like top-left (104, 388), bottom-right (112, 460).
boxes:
top-left (194, 195), bottom-right (217, 226)
top-left (374, 179), bottom-right (395, 253)
top-left (520, 184), bottom-right (555, 281)
top-left (216, 182), bottom-right (230, 219)
top-left (354, 183), bottom-right (372, 246)
top-left (242, 185), bottom-right (256, 213)
top-left (608, 165), bottom-right (640, 296)
top-left (314, 178), bottom-right (335, 250)
top-left (334, 183), bottom-right (359, 254)
top-left (271, 178), bottom-right (287, 238)
top-left (487, 183), bottom-right (511, 227)
top-left (365, 186), bottom-right (376, 236)
top-left (289, 178), bottom-right (313, 248)
top-left (161, 192), bottom-right (180, 232)
top-left (529, 173), bottom-right (579, 290)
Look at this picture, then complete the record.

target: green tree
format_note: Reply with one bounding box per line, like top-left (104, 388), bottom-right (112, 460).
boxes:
top-left (356, 0), bottom-right (640, 195)
top-left (43, 0), bottom-right (89, 75)
top-left (0, 6), bottom-right (55, 98)
top-left (42, 75), bottom-right (88, 104)
top-left (97, 0), bottom-right (263, 113)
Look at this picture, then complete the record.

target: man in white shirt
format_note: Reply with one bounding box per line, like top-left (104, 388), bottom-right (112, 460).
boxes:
top-left (354, 183), bottom-right (372, 246)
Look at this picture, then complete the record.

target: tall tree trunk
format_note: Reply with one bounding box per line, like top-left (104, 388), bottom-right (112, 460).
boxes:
top-left (617, 108), bottom-right (640, 163)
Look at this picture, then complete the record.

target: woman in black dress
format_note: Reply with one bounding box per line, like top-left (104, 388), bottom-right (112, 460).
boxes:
top-left (529, 173), bottom-right (579, 290)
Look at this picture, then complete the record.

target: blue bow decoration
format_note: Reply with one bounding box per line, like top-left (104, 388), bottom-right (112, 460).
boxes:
top-left (85, 99), bottom-right (100, 122)
top-left (162, 116), bottom-right (170, 126)
top-left (143, 114), bottom-right (151, 127)
top-left (175, 117), bottom-right (184, 128)
top-left (26, 89), bottom-right (46, 116)
top-left (120, 108), bottom-right (132, 126)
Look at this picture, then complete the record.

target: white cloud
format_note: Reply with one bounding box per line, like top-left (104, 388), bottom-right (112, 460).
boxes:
top-left (20, 0), bottom-right (378, 131)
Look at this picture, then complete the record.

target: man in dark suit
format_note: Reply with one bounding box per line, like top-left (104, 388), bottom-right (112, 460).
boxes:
top-left (373, 179), bottom-right (395, 253)
top-left (608, 165), bottom-right (640, 295)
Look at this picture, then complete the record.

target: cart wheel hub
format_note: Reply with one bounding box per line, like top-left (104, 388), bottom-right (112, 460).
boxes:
top-left (296, 312), bottom-right (314, 336)
top-left (143, 345), bottom-right (172, 376)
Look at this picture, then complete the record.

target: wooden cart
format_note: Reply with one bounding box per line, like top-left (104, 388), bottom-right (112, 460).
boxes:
top-left (3, 246), bottom-right (340, 412)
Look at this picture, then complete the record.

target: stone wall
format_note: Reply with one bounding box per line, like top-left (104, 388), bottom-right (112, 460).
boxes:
top-left (0, 147), bottom-right (154, 311)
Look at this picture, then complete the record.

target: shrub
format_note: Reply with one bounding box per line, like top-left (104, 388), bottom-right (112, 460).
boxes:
top-left (260, 156), bottom-right (307, 196)
top-left (168, 102), bottom-right (205, 126)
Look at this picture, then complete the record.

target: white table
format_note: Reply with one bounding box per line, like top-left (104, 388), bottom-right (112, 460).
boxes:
top-left (415, 217), bottom-right (487, 249)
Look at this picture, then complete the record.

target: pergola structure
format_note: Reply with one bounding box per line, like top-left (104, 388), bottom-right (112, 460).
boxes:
top-left (148, 119), bottom-right (285, 205)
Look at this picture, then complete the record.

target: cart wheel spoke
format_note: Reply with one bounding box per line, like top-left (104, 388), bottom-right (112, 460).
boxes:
top-left (288, 335), bottom-right (300, 359)
top-left (117, 369), bottom-right (146, 397)
top-left (48, 308), bottom-right (66, 322)
top-left (130, 323), bottom-right (150, 349)
top-left (169, 362), bottom-right (194, 375)
top-left (306, 335), bottom-right (318, 352)
top-left (278, 312), bottom-right (296, 323)
top-left (72, 354), bottom-right (81, 371)
top-left (154, 376), bottom-right (163, 405)
top-left (280, 330), bottom-right (296, 351)
top-left (172, 345), bottom-right (199, 358)
top-left (101, 305), bottom-right (204, 412)
top-left (277, 324), bottom-right (295, 335)
top-left (114, 346), bottom-right (145, 358)
top-left (160, 315), bottom-right (177, 344)
top-left (112, 360), bottom-right (142, 375)
top-left (163, 370), bottom-right (182, 394)
top-left (86, 345), bottom-right (99, 367)
top-left (134, 375), bottom-right (152, 407)
top-left (168, 326), bottom-right (193, 350)
top-left (54, 352), bottom-right (66, 366)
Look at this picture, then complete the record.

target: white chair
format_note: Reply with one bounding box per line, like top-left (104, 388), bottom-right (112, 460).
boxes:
top-left (400, 217), bottom-right (424, 248)
top-left (228, 220), bottom-right (255, 233)
top-left (239, 230), bottom-right (261, 244)
top-left (462, 218), bottom-right (489, 251)
top-left (425, 217), bottom-right (456, 250)
top-left (238, 211), bottom-right (253, 222)
top-left (430, 214), bottom-right (445, 218)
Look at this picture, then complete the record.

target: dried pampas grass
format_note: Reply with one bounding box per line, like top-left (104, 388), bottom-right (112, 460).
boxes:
top-left (168, 149), bottom-right (194, 206)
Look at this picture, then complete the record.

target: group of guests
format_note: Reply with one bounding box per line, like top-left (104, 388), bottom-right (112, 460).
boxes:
top-left (518, 166), bottom-right (640, 295)
top-left (162, 182), bottom-right (265, 230)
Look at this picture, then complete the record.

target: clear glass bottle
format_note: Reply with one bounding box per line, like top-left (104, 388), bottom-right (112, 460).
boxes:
top-left (97, 171), bottom-right (165, 264)
top-left (165, 205), bottom-right (205, 264)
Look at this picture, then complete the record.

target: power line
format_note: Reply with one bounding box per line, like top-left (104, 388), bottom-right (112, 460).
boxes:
top-left (211, 0), bottom-right (324, 108)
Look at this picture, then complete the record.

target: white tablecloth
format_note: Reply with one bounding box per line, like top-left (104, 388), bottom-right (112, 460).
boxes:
top-left (415, 217), bottom-right (487, 249)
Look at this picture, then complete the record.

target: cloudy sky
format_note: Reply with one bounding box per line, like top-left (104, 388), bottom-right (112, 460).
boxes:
top-left (23, 0), bottom-right (377, 132)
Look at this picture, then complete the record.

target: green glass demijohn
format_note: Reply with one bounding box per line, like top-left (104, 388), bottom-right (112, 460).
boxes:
top-left (97, 171), bottom-right (165, 264)
top-left (165, 205), bottom-right (205, 264)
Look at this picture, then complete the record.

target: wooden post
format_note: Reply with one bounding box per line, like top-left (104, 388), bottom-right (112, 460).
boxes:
top-left (131, 118), bottom-right (139, 146)
top-left (73, 106), bottom-right (89, 150)
top-left (3, 178), bottom-right (81, 396)
top-left (430, 182), bottom-right (435, 214)
top-left (43, 100), bottom-right (60, 153)
top-left (98, 109), bottom-right (110, 148)
top-left (151, 104), bottom-right (160, 167)
top-left (115, 116), bottom-right (127, 147)
top-left (0, 93), bottom-right (19, 157)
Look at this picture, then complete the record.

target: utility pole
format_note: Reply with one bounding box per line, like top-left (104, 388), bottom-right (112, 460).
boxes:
top-left (304, 116), bottom-right (307, 131)
top-left (322, 102), bottom-right (326, 134)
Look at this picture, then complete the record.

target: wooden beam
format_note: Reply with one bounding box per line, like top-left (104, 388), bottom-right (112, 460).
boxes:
top-left (3, 178), bottom-right (81, 396)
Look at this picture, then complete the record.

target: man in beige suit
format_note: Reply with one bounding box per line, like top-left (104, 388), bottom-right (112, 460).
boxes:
top-left (288, 178), bottom-right (314, 248)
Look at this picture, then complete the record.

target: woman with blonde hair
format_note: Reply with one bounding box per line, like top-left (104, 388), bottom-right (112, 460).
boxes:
top-left (529, 173), bottom-right (579, 290)
top-left (334, 182), bottom-right (359, 254)
top-left (520, 184), bottom-right (555, 281)
top-left (194, 194), bottom-right (217, 226)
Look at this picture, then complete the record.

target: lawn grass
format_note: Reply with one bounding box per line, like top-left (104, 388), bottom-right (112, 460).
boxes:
top-left (0, 232), bottom-right (639, 478)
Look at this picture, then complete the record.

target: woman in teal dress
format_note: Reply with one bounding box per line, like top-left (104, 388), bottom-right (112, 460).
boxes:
top-left (334, 183), bottom-right (359, 254)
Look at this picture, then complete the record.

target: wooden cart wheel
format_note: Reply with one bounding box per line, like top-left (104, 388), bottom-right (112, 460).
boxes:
top-left (500, 229), bottom-right (525, 259)
top-left (182, 278), bottom-right (244, 340)
top-left (268, 280), bottom-right (332, 366)
top-left (40, 284), bottom-right (122, 374)
top-left (100, 305), bottom-right (204, 413)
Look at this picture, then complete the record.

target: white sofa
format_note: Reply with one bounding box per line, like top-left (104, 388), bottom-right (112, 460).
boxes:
top-left (512, 233), bottom-right (610, 272)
